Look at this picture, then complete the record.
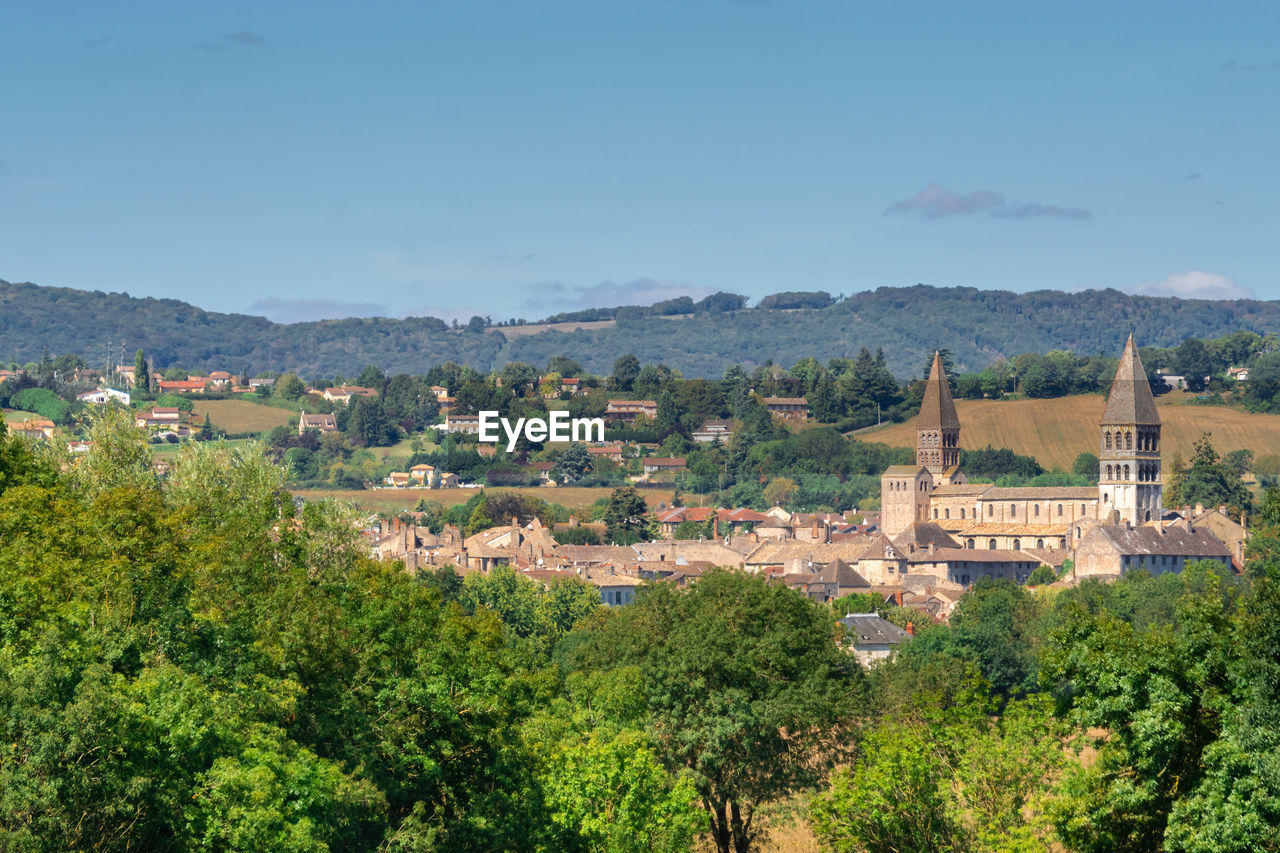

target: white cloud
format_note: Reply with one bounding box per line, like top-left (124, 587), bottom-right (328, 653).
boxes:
top-left (1131, 270), bottom-right (1252, 301)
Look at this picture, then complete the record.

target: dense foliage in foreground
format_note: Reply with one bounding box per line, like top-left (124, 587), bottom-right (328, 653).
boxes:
top-left (4, 409), bottom-right (1280, 851)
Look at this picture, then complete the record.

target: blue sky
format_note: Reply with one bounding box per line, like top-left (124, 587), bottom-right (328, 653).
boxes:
top-left (2, 1), bottom-right (1277, 323)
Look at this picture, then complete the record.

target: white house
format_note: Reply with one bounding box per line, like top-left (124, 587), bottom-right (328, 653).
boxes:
top-left (77, 388), bottom-right (131, 406)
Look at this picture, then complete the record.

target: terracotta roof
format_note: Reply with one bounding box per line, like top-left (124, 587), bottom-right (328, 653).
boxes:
top-left (882, 464), bottom-right (928, 477)
top-left (918, 350), bottom-right (960, 430)
top-left (1102, 335), bottom-right (1161, 426)
top-left (981, 486), bottom-right (1099, 501)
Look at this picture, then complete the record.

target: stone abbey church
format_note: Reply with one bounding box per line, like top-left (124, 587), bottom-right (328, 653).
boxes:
top-left (878, 336), bottom-right (1231, 582)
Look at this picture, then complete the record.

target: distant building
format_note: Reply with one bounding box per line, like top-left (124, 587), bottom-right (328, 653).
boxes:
top-left (605, 400), bottom-right (658, 422)
top-left (838, 613), bottom-right (910, 667)
top-left (763, 397), bottom-right (809, 423)
top-left (298, 412), bottom-right (338, 435)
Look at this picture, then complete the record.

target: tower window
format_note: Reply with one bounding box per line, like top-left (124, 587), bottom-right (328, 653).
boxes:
top-left (1126, 432), bottom-right (1133, 450)
top-left (989, 539), bottom-right (997, 549)
top-left (1036, 538), bottom-right (1044, 549)
top-left (1010, 504), bottom-right (1016, 517)
top-left (988, 505), bottom-right (993, 517)
top-left (1057, 504), bottom-right (1063, 517)
top-left (1105, 431), bottom-right (1113, 450)
top-left (1034, 504), bottom-right (1040, 517)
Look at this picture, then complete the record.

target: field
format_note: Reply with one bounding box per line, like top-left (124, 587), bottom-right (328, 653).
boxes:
top-left (1, 409), bottom-right (41, 422)
top-left (859, 393), bottom-right (1280, 470)
top-left (191, 399), bottom-right (294, 434)
top-left (291, 485), bottom-right (675, 515)
top-left (483, 319), bottom-right (617, 339)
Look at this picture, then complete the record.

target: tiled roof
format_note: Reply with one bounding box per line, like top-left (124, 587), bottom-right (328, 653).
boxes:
top-left (1090, 524), bottom-right (1230, 557)
top-left (1102, 335), bottom-right (1161, 426)
top-left (918, 350), bottom-right (960, 430)
top-left (839, 613), bottom-right (909, 645)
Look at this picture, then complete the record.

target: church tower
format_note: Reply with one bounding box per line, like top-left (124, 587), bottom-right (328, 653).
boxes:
top-left (917, 351), bottom-right (961, 477)
top-left (1099, 335), bottom-right (1162, 525)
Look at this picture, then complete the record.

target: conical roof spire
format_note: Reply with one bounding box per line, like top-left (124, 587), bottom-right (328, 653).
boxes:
top-left (1102, 334), bottom-right (1161, 425)
top-left (919, 350), bottom-right (960, 430)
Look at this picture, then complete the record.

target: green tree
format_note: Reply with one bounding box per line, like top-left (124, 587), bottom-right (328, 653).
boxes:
top-left (276, 373), bottom-right (306, 401)
top-left (604, 486), bottom-right (652, 544)
top-left (1073, 451), bottom-right (1100, 483)
top-left (612, 354), bottom-right (641, 392)
top-left (1177, 433), bottom-right (1253, 516)
top-left (577, 570), bottom-right (862, 853)
top-left (553, 442), bottom-right (594, 484)
top-left (134, 348), bottom-right (150, 392)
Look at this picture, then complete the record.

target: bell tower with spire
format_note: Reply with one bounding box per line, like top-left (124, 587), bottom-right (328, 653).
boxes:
top-left (917, 350), bottom-right (961, 478)
top-left (1099, 335), bottom-right (1163, 525)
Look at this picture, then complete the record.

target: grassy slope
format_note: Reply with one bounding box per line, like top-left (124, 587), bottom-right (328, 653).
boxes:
top-left (859, 393), bottom-right (1280, 470)
top-left (291, 486), bottom-right (675, 515)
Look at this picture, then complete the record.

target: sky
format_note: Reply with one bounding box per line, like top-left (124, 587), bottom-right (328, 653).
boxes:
top-left (2, 1), bottom-right (1278, 323)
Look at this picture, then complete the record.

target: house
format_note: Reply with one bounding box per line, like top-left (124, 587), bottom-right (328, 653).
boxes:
top-left (156, 378), bottom-right (208, 395)
top-left (136, 407), bottom-right (184, 430)
top-left (1073, 523), bottom-right (1231, 579)
top-left (430, 385), bottom-right (450, 402)
top-left (248, 377), bottom-right (276, 389)
top-left (77, 388), bottom-right (131, 406)
top-left (409, 464), bottom-right (435, 486)
top-left (298, 412), bottom-right (338, 435)
top-left (67, 439), bottom-right (92, 453)
top-left (384, 472), bottom-right (411, 488)
top-left (207, 371), bottom-right (234, 388)
top-left (1156, 372), bottom-right (1187, 391)
top-left (7, 418), bottom-right (56, 439)
top-left (530, 461), bottom-right (556, 481)
top-left (440, 413), bottom-right (482, 434)
top-left (642, 457), bottom-right (686, 476)
top-left (692, 419), bottom-right (733, 443)
top-left (436, 472), bottom-right (462, 488)
top-left (0, 369), bottom-right (25, 384)
top-left (906, 546), bottom-right (1045, 586)
top-left (1228, 366), bottom-right (1250, 382)
top-left (322, 385), bottom-right (379, 404)
top-left (560, 376), bottom-right (584, 397)
top-left (605, 400), bottom-right (658, 422)
top-left (838, 613), bottom-right (911, 667)
top-left (763, 397), bottom-right (809, 423)
top-left (586, 442), bottom-right (629, 463)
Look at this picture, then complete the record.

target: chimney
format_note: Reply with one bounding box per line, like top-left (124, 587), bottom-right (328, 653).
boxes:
top-left (895, 590), bottom-right (904, 607)
top-left (824, 521), bottom-right (831, 544)
top-left (512, 515), bottom-right (519, 528)
top-left (569, 515), bottom-right (579, 528)
top-left (1195, 503), bottom-right (1204, 516)
top-left (811, 521), bottom-right (819, 540)
top-left (713, 515), bottom-right (720, 540)
top-left (905, 621), bottom-right (915, 637)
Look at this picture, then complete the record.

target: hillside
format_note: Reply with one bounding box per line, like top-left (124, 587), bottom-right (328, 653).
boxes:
top-left (860, 394), bottom-right (1280, 470)
top-left (5, 278), bottom-right (1280, 378)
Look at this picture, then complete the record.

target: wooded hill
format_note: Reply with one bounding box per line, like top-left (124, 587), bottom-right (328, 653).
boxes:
top-left (4, 278), bottom-right (1279, 379)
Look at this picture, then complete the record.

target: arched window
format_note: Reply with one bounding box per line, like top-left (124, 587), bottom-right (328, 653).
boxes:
top-left (1034, 504), bottom-right (1040, 517)
top-left (960, 508), bottom-right (966, 519)
top-left (1105, 431), bottom-right (1113, 450)
top-left (988, 505), bottom-right (993, 517)
top-left (989, 539), bottom-right (997, 550)
top-left (933, 508), bottom-right (938, 519)
top-left (1010, 504), bottom-right (1017, 517)
top-left (1145, 509), bottom-right (1151, 522)
top-left (1057, 503), bottom-right (1063, 517)
top-left (1126, 432), bottom-right (1133, 450)
top-left (1013, 539), bottom-right (1021, 550)
top-left (966, 539), bottom-right (975, 548)
top-left (1106, 465), bottom-right (1113, 480)
top-left (1124, 464), bottom-right (1130, 480)
top-left (1080, 503), bottom-right (1085, 514)
top-left (944, 508), bottom-right (950, 519)
top-left (1036, 538), bottom-right (1045, 549)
